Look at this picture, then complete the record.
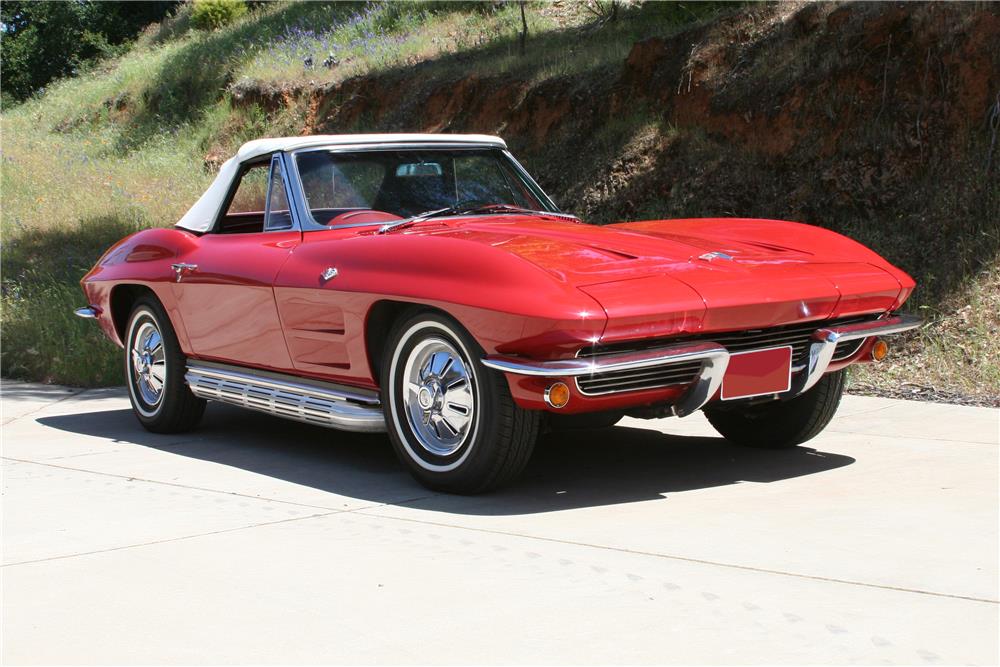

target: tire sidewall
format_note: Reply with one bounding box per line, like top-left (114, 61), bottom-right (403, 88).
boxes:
top-left (705, 370), bottom-right (845, 448)
top-left (125, 304), bottom-right (167, 420)
top-left (383, 313), bottom-right (500, 486)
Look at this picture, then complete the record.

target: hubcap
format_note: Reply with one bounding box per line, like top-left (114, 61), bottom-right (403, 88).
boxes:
top-left (131, 321), bottom-right (166, 408)
top-left (403, 337), bottom-right (475, 457)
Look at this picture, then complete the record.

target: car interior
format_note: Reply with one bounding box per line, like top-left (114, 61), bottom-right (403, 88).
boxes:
top-left (213, 148), bottom-right (541, 234)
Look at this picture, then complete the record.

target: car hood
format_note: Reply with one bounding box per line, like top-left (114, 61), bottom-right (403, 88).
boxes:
top-left (402, 215), bottom-right (909, 340)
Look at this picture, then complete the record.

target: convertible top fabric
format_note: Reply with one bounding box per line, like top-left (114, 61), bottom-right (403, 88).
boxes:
top-left (175, 134), bottom-right (506, 233)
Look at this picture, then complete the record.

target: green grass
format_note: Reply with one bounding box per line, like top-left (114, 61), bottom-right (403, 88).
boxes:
top-left (2, 214), bottom-right (149, 385)
top-left (0, 0), bottom-right (708, 387)
top-left (0, 0), bottom-right (585, 386)
top-left (2, 0), bottom-right (996, 405)
top-left (851, 264), bottom-right (1000, 400)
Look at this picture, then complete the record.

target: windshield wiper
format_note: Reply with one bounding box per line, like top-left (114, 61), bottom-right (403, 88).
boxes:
top-left (377, 203), bottom-right (577, 235)
top-left (377, 206), bottom-right (459, 235)
top-left (474, 205), bottom-right (580, 221)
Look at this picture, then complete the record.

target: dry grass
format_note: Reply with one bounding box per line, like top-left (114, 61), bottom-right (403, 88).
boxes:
top-left (0, 0), bottom-right (589, 386)
top-left (851, 265), bottom-right (1000, 404)
top-left (2, 0), bottom-right (996, 406)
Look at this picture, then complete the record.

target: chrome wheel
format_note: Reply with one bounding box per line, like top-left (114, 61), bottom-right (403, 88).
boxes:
top-left (130, 320), bottom-right (166, 409)
top-left (383, 313), bottom-right (539, 492)
top-left (402, 337), bottom-right (475, 456)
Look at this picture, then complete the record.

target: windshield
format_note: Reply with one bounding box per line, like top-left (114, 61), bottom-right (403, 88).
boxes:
top-left (293, 148), bottom-right (556, 226)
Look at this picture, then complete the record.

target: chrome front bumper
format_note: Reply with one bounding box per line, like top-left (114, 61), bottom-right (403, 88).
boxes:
top-left (789, 315), bottom-right (922, 396)
top-left (74, 306), bottom-right (100, 319)
top-left (482, 314), bottom-right (922, 417)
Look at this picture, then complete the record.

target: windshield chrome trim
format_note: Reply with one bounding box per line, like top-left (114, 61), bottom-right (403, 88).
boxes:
top-left (502, 149), bottom-right (560, 212)
top-left (289, 142), bottom-right (508, 160)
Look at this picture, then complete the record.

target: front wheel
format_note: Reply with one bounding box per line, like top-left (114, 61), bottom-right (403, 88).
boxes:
top-left (125, 296), bottom-right (205, 433)
top-left (382, 311), bottom-right (539, 494)
top-left (704, 370), bottom-right (845, 449)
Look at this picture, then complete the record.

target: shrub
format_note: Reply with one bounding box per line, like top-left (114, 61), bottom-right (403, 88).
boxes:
top-left (190, 0), bottom-right (247, 31)
top-left (0, 0), bottom-right (179, 103)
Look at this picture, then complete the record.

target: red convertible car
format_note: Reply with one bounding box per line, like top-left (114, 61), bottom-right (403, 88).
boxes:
top-left (78, 134), bottom-right (920, 492)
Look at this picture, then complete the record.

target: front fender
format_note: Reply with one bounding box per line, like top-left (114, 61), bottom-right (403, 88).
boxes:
top-left (276, 230), bottom-right (608, 359)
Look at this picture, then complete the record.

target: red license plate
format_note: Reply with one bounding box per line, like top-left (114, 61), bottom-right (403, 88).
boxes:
top-left (721, 345), bottom-right (793, 400)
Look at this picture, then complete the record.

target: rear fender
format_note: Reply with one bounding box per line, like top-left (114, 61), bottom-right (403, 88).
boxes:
top-left (81, 227), bottom-right (199, 351)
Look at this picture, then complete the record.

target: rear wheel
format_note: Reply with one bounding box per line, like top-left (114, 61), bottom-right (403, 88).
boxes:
top-left (382, 311), bottom-right (539, 494)
top-left (704, 370), bottom-right (845, 449)
top-left (125, 296), bottom-right (205, 433)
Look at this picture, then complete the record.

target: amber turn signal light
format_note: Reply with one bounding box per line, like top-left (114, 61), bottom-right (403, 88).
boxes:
top-left (871, 338), bottom-right (889, 361)
top-left (544, 382), bottom-right (570, 409)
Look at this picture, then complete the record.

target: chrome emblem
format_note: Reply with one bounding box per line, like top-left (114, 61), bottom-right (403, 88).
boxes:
top-left (170, 262), bottom-right (198, 282)
top-left (320, 267), bottom-right (338, 281)
top-left (698, 251), bottom-right (734, 262)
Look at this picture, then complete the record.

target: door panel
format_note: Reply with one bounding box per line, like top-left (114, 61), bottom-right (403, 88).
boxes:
top-left (171, 232), bottom-right (299, 370)
top-left (273, 229), bottom-right (361, 378)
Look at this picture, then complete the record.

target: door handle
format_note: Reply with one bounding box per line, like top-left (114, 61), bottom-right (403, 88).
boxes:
top-left (171, 263), bottom-right (198, 282)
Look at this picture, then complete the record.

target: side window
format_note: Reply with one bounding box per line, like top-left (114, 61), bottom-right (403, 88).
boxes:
top-left (218, 161), bottom-right (269, 233)
top-left (228, 164), bottom-right (269, 213)
top-left (216, 155), bottom-right (296, 234)
top-left (265, 156), bottom-right (292, 230)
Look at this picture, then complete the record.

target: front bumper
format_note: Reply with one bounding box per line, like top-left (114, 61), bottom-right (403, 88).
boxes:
top-left (483, 314), bottom-right (922, 416)
top-left (74, 306), bottom-right (100, 319)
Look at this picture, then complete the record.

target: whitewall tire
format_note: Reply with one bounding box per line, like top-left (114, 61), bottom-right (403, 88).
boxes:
top-left (125, 296), bottom-right (205, 433)
top-left (382, 311), bottom-right (539, 493)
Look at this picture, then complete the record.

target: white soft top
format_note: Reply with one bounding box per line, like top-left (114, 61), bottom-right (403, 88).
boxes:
top-left (176, 133), bottom-right (507, 232)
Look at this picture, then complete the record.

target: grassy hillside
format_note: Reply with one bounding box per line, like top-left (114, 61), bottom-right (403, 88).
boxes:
top-left (2, 0), bottom-right (998, 405)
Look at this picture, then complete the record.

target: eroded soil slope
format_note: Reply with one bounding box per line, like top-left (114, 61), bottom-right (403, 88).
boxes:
top-left (229, 2), bottom-right (998, 401)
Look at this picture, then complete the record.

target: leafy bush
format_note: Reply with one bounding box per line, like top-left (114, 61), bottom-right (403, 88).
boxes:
top-left (1, 214), bottom-right (149, 386)
top-left (139, 2), bottom-right (195, 46)
top-left (0, 1), bottom-right (179, 104)
top-left (191, 0), bottom-right (248, 31)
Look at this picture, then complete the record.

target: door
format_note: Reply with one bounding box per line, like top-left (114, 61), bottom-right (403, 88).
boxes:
top-left (171, 154), bottom-right (301, 371)
top-left (274, 228), bottom-right (362, 380)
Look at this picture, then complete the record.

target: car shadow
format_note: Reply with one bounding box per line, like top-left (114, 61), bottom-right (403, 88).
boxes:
top-left (36, 402), bottom-right (855, 515)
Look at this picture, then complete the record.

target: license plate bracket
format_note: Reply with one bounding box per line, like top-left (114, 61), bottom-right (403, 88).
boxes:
top-left (721, 345), bottom-right (793, 400)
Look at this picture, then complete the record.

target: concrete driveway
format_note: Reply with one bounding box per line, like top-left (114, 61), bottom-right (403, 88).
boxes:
top-left (2, 382), bottom-right (997, 665)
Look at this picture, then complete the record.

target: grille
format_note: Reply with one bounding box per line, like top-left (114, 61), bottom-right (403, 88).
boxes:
top-left (832, 337), bottom-right (866, 361)
top-left (576, 360), bottom-right (703, 395)
top-left (575, 316), bottom-right (875, 396)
